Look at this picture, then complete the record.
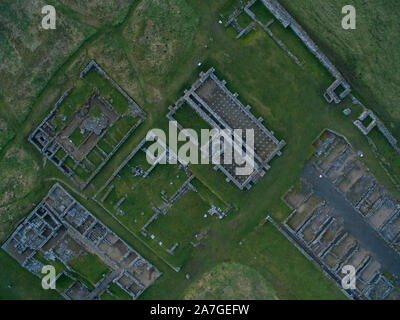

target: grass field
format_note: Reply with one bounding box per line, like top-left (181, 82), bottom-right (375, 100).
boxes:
top-left (68, 253), bottom-right (109, 285)
top-left (108, 283), bottom-right (132, 300)
top-left (279, 0), bottom-right (400, 136)
top-left (369, 127), bottom-right (400, 186)
top-left (0, 0), bottom-right (399, 300)
top-left (0, 116), bottom-right (15, 154)
top-left (147, 190), bottom-right (211, 249)
top-left (0, 0), bottom-right (96, 122)
top-left (0, 146), bottom-right (42, 241)
top-left (173, 103), bottom-right (213, 136)
top-left (56, 274), bottom-right (75, 293)
top-left (97, 154), bottom-right (229, 267)
top-left (184, 262), bottom-right (278, 299)
top-left (69, 128), bottom-right (86, 147)
top-left (0, 250), bottom-right (61, 299)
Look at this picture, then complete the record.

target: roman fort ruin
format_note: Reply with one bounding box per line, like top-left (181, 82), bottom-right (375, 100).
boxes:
top-left (2, 184), bottom-right (160, 300)
top-left (167, 68), bottom-right (286, 190)
top-left (281, 130), bottom-right (400, 300)
top-left (225, 0), bottom-right (351, 103)
top-left (29, 60), bottom-right (146, 190)
top-left (2, 0), bottom-right (399, 302)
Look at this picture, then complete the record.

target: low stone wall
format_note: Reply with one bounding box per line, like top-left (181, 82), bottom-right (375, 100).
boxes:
top-left (258, 0), bottom-right (351, 103)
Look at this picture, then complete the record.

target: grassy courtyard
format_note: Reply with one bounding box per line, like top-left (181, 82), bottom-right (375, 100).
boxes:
top-left (69, 253), bottom-right (110, 285)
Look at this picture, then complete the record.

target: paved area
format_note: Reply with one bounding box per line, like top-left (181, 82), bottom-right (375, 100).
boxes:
top-left (303, 164), bottom-right (400, 277)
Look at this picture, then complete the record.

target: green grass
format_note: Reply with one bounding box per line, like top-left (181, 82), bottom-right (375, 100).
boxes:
top-left (63, 156), bottom-right (75, 169)
top-left (56, 274), bottom-right (75, 293)
top-left (0, 117), bottom-right (15, 153)
top-left (87, 149), bottom-right (104, 167)
top-left (184, 262), bottom-right (277, 299)
top-left (98, 138), bottom-right (114, 154)
top-left (127, 149), bottom-right (152, 171)
top-left (233, 223), bottom-right (345, 299)
top-left (68, 253), bottom-right (109, 285)
top-left (0, 250), bottom-right (61, 300)
top-left (122, 0), bottom-right (199, 87)
top-left (173, 103), bottom-right (212, 137)
top-left (268, 21), bottom-right (333, 80)
top-left (105, 115), bottom-right (138, 142)
top-left (191, 178), bottom-right (229, 211)
top-left (89, 104), bottom-right (103, 119)
top-left (55, 148), bottom-right (67, 161)
top-left (148, 190), bottom-right (211, 249)
top-left (98, 158), bottom-right (229, 266)
top-left (69, 128), bottom-right (86, 147)
top-left (102, 164), bottom-right (193, 244)
top-left (1, 0), bottom-right (398, 300)
top-left (108, 283), bottom-right (132, 300)
top-left (33, 253), bottom-right (66, 277)
top-left (53, 83), bottom-right (93, 133)
top-left (135, 0), bottom-right (395, 299)
top-left (84, 69), bottom-right (129, 114)
top-left (236, 11), bottom-right (253, 27)
top-left (52, 0), bottom-right (133, 26)
top-left (100, 0), bottom-right (397, 299)
top-left (65, 270), bottom-right (95, 291)
top-left (0, 146), bottom-right (42, 241)
top-left (249, 0), bottom-right (275, 25)
top-left (65, 82), bottom-right (93, 113)
top-left (369, 127), bottom-right (400, 184)
top-left (75, 164), bottom-right (93, 181)
top-left (279, 0), bottom-right (400, 137)
top-left (0, 0), bottom-right (97, 122)
top-left (100, 290), bottom-right (117, 300)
